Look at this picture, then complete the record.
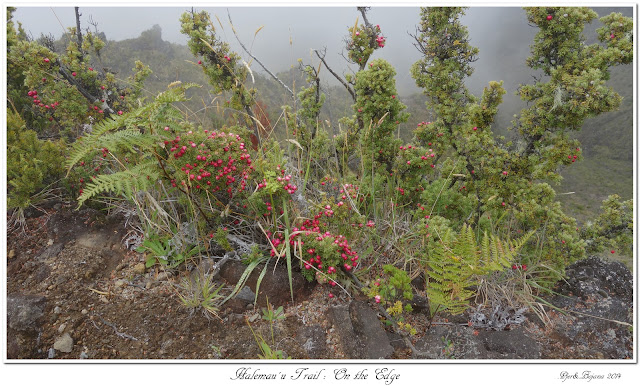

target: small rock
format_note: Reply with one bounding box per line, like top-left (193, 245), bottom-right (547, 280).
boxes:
top-left (36, 243), bottom-right (64, 262)
top-left (99, 296), bottom-right (109, 304)
top-left (246, 303), bottom-right (254, 310)
top-left (196, 259), bottom-right (215, 276)
top-left (248, 313), bottom-right (260, 323)
top-left (53, 333), bottom-right (73, 353)
top-left (483, 330), bottom-right (541, 359)
top-left (34, 265), bottom-right (51, 282)
top-left (58, 323), bottom-right (66, 334)
top-left (8, 249), bottom-right (15, 259)
top-left (157, 272), bottom-right (171, 281)
top-left (219, 259), bottom-right (316, 308)
top-left (236, 286), bottom-right (256, 303)
top-left (53, 306), bottom-right (62, 314)
top-left (133, 263), bottom-right (146, 275)
top-left (225, 313), bottom-right (243, 324)
top-left (81, 309), bottom-right (88, 315)
top-left (48, 348), bottom-right (56, 359)
top-left (349, 300), bottom-right (394, 359)
top-left (387, 330), bottom-right (410, 352)
top-left (409, 294), bottom-right (429, 314)
top-left (7, 293), bottom-right (47, 332)
top-left (145, 281), bottom-right (153, 290)
top-left (297, 325), bottom-right (327, 359)
top-left (79, 351), bottom-right (89, 359)
top-left (47, 239), bottom-right (54, 246)
top-left (114, 280), bottom-right (126, 289)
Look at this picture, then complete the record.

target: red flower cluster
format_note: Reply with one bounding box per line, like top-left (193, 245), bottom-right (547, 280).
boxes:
top-left (375, 25), bottom-right (385, 48)
top-left (27, 89), bottom-right (60, 120)
top-left (28, 90), bottom-right (53, 108)
top-left (290, 209), bottom-right (361, 274)
top-left (167, 130), bottom-right (253, 199)
top-left (567, 148), bottom-right (580, 163)
top-left (512, 264), bottom-right (527, 271)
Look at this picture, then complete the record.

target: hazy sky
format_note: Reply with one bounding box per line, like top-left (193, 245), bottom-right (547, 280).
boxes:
top-left (12, 5), bottom-right (535, 94)
top-left (11, 4), bottom-right (627, 95)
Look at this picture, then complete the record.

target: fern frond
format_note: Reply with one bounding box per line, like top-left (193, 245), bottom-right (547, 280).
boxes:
top-left (154, 83), bottom-right (200, 105)
top-left (66, 115), bottom-right (129, 171)
top-left (77, 161), bottom-right (159, 207)
top-left (67, 84), bottom-right (201, 175)
top-left (510, 230), bottom-right (536, 255)
top-left (98, 129), bottom-right (160, 153)
top-left (150, 106), bottom-right (185, 126)
top-left (425, 224), bottom-right (536, 317)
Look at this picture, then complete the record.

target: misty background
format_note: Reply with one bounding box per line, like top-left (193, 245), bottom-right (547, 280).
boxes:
top-left (13, 6), bottom-right (534, 95)
top-left (11, 5), bottom-right (634, 229)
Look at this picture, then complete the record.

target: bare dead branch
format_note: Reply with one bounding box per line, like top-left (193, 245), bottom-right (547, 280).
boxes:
top-left (313, 48), bottom-right (355, 101)
top-left (357, 7), bottom-right (372, 28)
top-left (74, 7), bottom-right (84, 59)
top-left (57, 65), bottom-right (115, 117)
top-left (88, 14), bottom-right (99, 34)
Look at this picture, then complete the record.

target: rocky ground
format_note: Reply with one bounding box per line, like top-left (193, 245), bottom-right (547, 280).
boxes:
top-left (5, 204), bottom-right (634, 360)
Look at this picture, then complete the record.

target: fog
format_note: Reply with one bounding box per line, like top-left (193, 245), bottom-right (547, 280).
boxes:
top-left (12, 5), bottom-right (629, 98)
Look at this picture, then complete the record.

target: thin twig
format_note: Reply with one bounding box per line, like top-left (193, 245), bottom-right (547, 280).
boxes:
top-left (227, 9), bottom-right (295, 100)
top-left (88, 287), bottom-right (109, 296)
top-left (313, 48), bottom-right (355, 101)
top-left (95, 314), bottom-right (139, 341)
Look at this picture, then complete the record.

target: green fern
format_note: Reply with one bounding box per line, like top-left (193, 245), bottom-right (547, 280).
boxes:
top-left (77, 161), bottom-right (159, 206)
top-left (425, 224), bottom-right (534, 317)
top-left (66, 84), bottom-right (198, 207)
top-left (65, 115), bottom-right (130, 172)
top-left (66, 84), bottom-right (197, 172)
top-left (95, 129), bottom-right (159, 153)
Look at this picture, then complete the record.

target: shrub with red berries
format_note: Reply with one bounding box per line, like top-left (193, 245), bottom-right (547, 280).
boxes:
top-left (7, 8), bottom-right (150, 141)
top-left (165, 129), bottom-right (254, 205)
top-left (346, 22), bottom-right (385, 68)
top-left (292, 219), bottom-right (360, 283)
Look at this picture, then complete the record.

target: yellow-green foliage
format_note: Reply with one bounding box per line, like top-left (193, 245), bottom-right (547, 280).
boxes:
top-left (7, 110), bottom-right (65, 209)
top-left (425, 224), bottom-right (533, 316)
top-left (582, 194), bottom-right (633, 256)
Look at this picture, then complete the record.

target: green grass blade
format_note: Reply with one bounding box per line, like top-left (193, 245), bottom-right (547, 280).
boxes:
top-left (254, 260), bottom-right (270, 305)
top-left (221, 257), bottom-right (266, 305)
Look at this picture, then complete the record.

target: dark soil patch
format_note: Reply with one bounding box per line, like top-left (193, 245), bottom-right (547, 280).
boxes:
top-left (5, 204), bottom-right (634, 360)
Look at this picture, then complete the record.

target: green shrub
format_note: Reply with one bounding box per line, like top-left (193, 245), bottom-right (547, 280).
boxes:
top-left (7, 110), bottom-right (65, 210)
